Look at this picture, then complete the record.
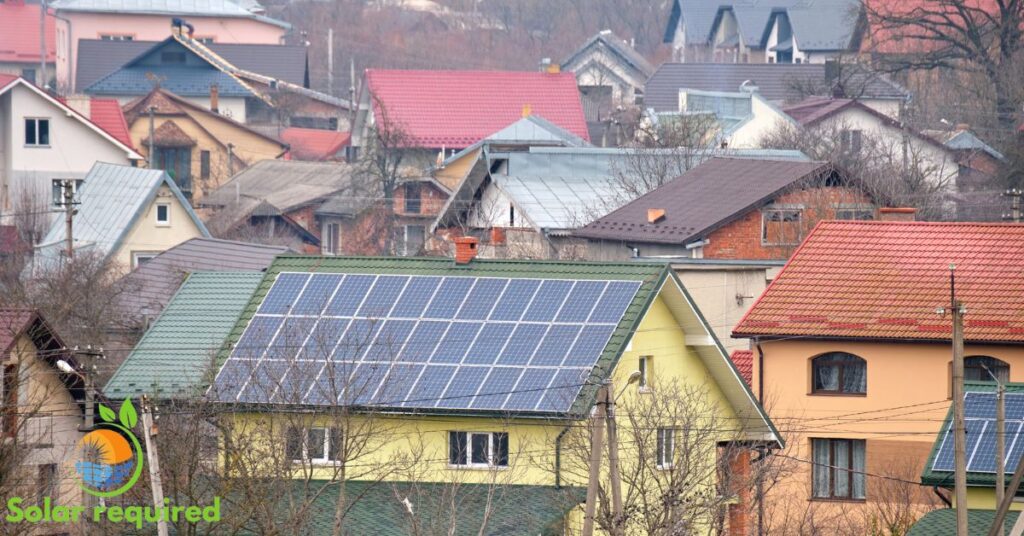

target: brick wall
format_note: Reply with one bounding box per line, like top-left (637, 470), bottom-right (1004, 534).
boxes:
top-left (703, 186), bottom-right (873, 261)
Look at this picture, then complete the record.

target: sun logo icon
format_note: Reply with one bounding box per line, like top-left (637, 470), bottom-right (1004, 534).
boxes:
top-left (74, 399), bottom-right (144, 498)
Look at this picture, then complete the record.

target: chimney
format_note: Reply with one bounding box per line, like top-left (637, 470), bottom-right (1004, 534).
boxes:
top-left (647, 208), bottom-right (666, 224)
top-left (210, 84), bottom-right (219, 113)
top-left (64, 95), bottom-right (91, 118)
top-left (538, 57), bottom-right (560, 74)
top-left (878, 207), bottom-right (916, 222)
top-left (454, 236), bottom-right (479, 264)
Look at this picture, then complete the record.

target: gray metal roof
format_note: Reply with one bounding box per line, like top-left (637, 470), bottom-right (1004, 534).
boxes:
top-left (105, 271), bottom-right (265, 399)
top-left (662, 0), bottom-right (858, 48)
top-left (34, 162), bottom-right (210, 268)
top-left (117, 237), bottom-right (289, 320)
top-left (923, 129), bottom-right (1005, 161)
top-left (562, 30), bottom-right (655, 79)
top-left (645, 63), bottom-right (910, 112)
top-left (76, 39), bottom-right (307, 92)
top-left (51, 0), bottom-right (290, 28)
top-left (202, 160), bottom-right (363, 213)
top-left (440, 115), bottom-right (591, 169)
top-left (443, 146), bottom-right (808, 232)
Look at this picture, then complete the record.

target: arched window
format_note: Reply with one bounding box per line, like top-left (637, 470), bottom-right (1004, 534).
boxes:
top-left (812, 352), bottom-right (866, 395)
top-left (964, 356), bottom-right (1009, 383)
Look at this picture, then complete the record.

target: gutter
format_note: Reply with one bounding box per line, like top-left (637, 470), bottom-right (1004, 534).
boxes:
top-left (755, 339), bottom-right (765, 404)
top-left (554, 424), bottom-right (572, 489)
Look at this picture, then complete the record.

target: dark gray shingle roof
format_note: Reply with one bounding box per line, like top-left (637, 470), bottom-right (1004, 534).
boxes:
top-left (117, 237), bottom-right (289, 321)
top-left (575, 157), bottom-right (830, 244)
top-left (562, 30), bottom-right (655, 79)
top-left (76, 39), bottom-right (307, 92)
top-left (644, 63), bottom-right (909, 112)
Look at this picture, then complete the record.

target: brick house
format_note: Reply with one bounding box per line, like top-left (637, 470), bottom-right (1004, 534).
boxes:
top-left (574, 156), bottom-right (877, 261)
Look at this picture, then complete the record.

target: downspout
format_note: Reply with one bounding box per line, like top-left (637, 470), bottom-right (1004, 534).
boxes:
top-left (554, 424), bottom-right (572, 489)
top-left (933, 486), bottom-right (952, 508)
top-left (755, 338), bottom-right (765, 404)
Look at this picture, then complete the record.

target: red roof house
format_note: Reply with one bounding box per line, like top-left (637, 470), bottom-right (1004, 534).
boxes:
top-left (0, 1), bottom-right (56, 67)
top-left (281, 127), bottom-right (350, 161)
top-left (729, 350), bottom-right (753, 386)
top-left (735, 221), bottom-right (1024, 343)
top-left (88, 98), bottom-right (134, 149)
top-left (359, 69), bottom-right (589, 149)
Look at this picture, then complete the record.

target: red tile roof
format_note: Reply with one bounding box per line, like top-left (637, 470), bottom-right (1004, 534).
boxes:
top-left (862, 0), bottom-right (1017, 55)
top-left (0, 2), bottom-right (56, 64)
top-left (365, 69), bottom-right (589, 149)
top-left (730, 350), bottom-right (753, 385)
top-left (281, 127), bottom-right (350, 161)
top-left (734, 221), bottom-right (1024, 343)
top-left (89, 98), bottom-right (134, 149)
top-left (0, 74), bottom-right (19, 89)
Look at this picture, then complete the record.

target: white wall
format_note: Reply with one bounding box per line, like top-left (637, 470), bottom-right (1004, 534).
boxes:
top-left (1, 84), bottom-right (135, 213)
top-left (467, 183), bottom-right (529, 229)
top-left (728, 95), bottom-right (793, 148)
top-left (569, 47), bottom-right (644, 104)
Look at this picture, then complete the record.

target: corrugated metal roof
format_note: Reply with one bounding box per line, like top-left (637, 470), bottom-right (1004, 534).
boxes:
top-left (202, 160), bottom-right (363, 213)
top-left (105, 271), bottom-right (264, 398)
top-left (34, 162), bottom-right (210, 267)
top-left (76, 39), bottom-right (307, 92)
top-left (645, 63), bottom-right (909, 112)
top-left (51, 0), bottom-right (289, 27)
top-left (117, 237), bottom-right (288, 320)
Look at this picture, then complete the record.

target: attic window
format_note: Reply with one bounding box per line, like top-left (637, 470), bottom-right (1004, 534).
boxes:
top-left (761, 207), bottom-right (802, 246)
top-left (161, 51), bottom-right (187, 65)
top-left (156, 203), bottom-right (170, 225)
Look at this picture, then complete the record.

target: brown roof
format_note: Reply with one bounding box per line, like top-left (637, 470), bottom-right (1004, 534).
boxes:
top-left (0, 309), bottom-right (37, 356)
top-left (574, 157), bottom-right (831, 245)
top-left (123, 89), bottom-right (187, 124)
top-left (733, 221), bottom-right (1024, 343)
top-left (144, 120), bottom-right (196, 148)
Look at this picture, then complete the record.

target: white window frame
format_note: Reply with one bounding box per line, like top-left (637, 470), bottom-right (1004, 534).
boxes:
top-left (448, 431), bottom-right (509, 469)
top-left (290, 427), bottom-right (341, 466)
top-left (322, 222), bottom-right (341, 255)
top-left (131, 251), bottom-right (160, 268)
top-left (155, 203), bottom-right (171, 226)
top-left (656, 427), bottom-right (675, 470)
top-left (25, 117), bottom-right (50, 147)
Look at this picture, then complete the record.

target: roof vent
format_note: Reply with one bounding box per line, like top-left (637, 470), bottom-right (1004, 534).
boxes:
top-left (878, 207), bottom-right (916, 222)
top-left (647, 208), bottom-right (666, 224)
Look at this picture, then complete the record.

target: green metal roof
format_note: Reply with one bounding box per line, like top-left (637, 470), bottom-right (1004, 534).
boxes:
top-left (215, 255), bottom-right (669, 418)
top-left (921, 381), bottom-right (1024, 489)
top-left (907, 509), bottom-right (1020, 536)
top-left (219, 480), bottom-right (584, 535)
top-left (106, 271), bottom-right (263, 399)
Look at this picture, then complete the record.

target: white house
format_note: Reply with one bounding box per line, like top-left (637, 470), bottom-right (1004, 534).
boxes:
top-left (0, 75), bottom-right (142, 220)
top-left (648, 87), bottom-right (797, 149)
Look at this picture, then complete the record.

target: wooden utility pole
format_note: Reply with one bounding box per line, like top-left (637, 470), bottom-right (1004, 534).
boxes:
top-left (951, 265), bottom-right (968, 536)
top-left (61, 179), bottom-right (74, 258)
top-left (605, 380), bottom-right (624, 536)
top-left (141, 396), bottom-right (169, 536)
top-left (327, 29), bottom-right (334, 97)
top-left (148, 106), bottom-right (156, 168)
top-left (582, 384), bottom-right (608, 536)
top-left (988, 447), bottom-right (1024, 536)
top-left (997, 382), bottom-right (1006, 510)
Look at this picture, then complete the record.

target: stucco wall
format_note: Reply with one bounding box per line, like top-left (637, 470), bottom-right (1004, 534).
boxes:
top-left (113, 184), bottom-right (205, 269)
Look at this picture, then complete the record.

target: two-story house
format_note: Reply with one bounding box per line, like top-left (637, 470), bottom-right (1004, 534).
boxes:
top-left (196, 245), bottom-right (779, 533)
top-left (0, 74), bottom-right (142, 225)
top-left (732, 220), bottom-right (1024, 533)
top-left (33, 162), bottom-right (209, 274)
top-left (52, 0), bottom-right (290, 94)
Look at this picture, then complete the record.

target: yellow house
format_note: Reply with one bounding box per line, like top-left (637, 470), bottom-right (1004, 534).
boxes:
top-left (0, 309), bottom-right (89, 535)
top-left (206, 240), bottom-right (780, 534)
top-left (32, 162), bottom-right (210, 273)
top-left (122, 88), bottom-right (288, 201)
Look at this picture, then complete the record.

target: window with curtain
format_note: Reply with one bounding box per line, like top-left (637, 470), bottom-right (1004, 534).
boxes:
top-left (812, 438), bottom-right (865, 499)
top-left (812, 352), bottom-right (866, 394)
top-left (964, 356), bottom-right (1009, 383)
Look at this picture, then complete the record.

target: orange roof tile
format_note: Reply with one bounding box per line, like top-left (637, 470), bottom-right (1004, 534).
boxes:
top-left (280, 127), bottom-right (349, 161)
top-left (0, 2), bottom-right (55, 64)
top-left (729, 350), bottom-right (753, 385)
top-left (89, 98), bottom-right (133, 149)
top-left (734, 221), bottom-right (1024, 343)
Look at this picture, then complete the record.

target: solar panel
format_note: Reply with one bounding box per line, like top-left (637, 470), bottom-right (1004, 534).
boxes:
top-left (211, 272), bottom-right (642, 414)
top-left (931, 392), bottom-right (1024, 474)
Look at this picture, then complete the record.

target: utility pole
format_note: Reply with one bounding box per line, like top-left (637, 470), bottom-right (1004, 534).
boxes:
top-left (997, 381), bottom-right (1006, 523)
top-left (327, 28), bottom-right (334, 97)
top-left (949, 265), bottom-right (968, 536)
top-left (605, 380), bottom-right (624, 536)
top-left (39, 0), bottom-right (48, 88)
top-left (582, 384), bottom-right (607, 536)
top-left (60, 179), bottom-right (75, 258)
top-left (988, 450), bottom-right (1024, 536)
top-left (1004, 189), bottom-right (1022, 223)
top-left (141, 396), bottom-right (169, 536)
top-left (148, 106), bottom-right (156, 168)
top-left (227, 143), bottom-right (235, 177)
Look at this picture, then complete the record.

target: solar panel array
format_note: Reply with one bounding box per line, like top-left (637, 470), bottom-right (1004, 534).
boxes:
top-left (211, 272), bottom-right (642, 413)
top-left (931, 392), bottom-right (1024, 473)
